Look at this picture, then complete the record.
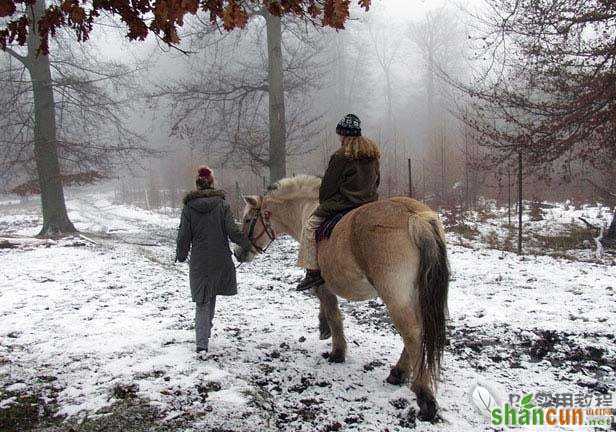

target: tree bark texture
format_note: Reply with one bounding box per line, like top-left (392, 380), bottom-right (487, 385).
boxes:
top-left (265, 11), bottom-right (287, 185)
top-left (27, 0), bottom-right (76, 236)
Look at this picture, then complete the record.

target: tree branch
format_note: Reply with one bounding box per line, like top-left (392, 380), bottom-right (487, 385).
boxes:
top-left (3, 47), bottom-right (29, 66)
top-left (579, 217), bottom-right (600, 230)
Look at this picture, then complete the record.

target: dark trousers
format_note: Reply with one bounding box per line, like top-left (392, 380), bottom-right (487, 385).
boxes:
top-left (195, 296), bottom-right (216, 351)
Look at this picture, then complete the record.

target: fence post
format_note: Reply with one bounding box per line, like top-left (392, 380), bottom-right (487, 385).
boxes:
top-left (407, 158), bottom-right (414, 198)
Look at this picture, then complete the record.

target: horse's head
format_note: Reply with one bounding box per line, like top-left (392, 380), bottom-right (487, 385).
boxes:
top-left (235, 176), bottom-right (320, 262)
top-left (233, 195), bottom-right (277, 263)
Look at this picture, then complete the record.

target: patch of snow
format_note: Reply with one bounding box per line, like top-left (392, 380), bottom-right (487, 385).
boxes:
top-left (0, 192), bottom-right (615, 431)
top-left (5, 382), bottom-right (27, 392)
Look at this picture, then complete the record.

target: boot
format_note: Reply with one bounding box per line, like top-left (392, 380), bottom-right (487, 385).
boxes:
top-left (297, 269), bottom-right (324, 291)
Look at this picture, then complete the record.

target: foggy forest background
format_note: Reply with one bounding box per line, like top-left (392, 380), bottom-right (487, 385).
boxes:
top-left (1, 0), bottom-right (613, 228)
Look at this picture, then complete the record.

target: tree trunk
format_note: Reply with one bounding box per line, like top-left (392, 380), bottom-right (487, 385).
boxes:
top-left (507, 168), bottom-right (512, 226)
top-left (440, 125), bottom-right (446, 206)
top-left (385, 70), bottom-right (393, 131)
top-left (27, 0), bottom-right (76, 237)
top-left (517, 150), bottom-right (523, 255)
top-left (265, 11), bottom-right (286, 185)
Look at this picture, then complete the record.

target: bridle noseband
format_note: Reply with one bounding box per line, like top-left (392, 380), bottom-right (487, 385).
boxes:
top-left (245, 207), bottom-right (276, 254)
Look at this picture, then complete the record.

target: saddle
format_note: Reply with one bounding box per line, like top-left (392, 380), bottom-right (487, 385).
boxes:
top-left (315, 207), bottom-right (355, 243)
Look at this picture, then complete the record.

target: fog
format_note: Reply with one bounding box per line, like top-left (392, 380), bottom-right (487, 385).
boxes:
top-left (92, 0), bottom-right (477, 210)
top-left (0, 0), bottom-right (607, 213)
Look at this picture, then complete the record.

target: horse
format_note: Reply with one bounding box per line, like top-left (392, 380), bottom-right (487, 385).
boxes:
top-left (233, 175), bottom-right (449, 421)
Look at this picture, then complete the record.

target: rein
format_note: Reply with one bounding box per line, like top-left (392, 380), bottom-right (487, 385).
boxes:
top-left (236, 207), bottom-right (276, 269)
top-left (247, 208), bottom-right (276, 253)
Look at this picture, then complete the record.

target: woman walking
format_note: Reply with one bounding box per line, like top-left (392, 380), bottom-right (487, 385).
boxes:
top-left (176, 166), bottom-right (251, 355)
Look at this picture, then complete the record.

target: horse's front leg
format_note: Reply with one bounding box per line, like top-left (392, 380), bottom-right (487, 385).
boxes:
top-left (314, 285), bottom-right (346, 363)
top-left (318, 305), bottom-right (332, 340)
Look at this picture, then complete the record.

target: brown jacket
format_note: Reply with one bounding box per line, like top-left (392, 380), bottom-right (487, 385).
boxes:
top-left (315, 148), bottom-right (380, 219)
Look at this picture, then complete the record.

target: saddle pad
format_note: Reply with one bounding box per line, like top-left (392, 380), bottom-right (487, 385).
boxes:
top-left (315, 207), bottom-right (355, 243)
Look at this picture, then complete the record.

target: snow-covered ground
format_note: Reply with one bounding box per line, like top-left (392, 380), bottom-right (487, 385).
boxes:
top-left (446, 201), bottom-right (614, 262)
top-left (1, 191), bottom-right (615, 431)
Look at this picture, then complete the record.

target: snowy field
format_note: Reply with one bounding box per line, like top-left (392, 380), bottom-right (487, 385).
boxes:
top-left (446, 200), bottom-right (613, 262)
top-left (1, 191), bottom-right (615, 431)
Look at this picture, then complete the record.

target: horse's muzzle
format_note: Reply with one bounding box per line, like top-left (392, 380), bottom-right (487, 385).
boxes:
top-left (233, 245), bottom-right (252, 263)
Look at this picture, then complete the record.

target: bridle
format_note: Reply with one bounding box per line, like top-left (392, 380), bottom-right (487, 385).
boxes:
top-left (245, 207), bottom-right (276, 254)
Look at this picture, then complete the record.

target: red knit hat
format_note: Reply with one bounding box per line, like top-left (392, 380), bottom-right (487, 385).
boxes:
top-left (196, 165), bottom-right (215, 188)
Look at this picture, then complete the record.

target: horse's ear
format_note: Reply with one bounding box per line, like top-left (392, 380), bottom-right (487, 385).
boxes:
top-left (243, 195), bottom-right (261, 207)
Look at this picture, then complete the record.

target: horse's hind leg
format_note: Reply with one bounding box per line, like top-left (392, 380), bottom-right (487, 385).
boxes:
top-left (386, 347), bottom-right (410, 385)
top-left (382, 295), bottom-right (438, 421)
top-left (314, 286), bottom-right (346, 363)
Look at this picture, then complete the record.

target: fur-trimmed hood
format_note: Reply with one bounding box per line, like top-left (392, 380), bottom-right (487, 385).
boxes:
top-left (182, 188), bottom-right (226, 212)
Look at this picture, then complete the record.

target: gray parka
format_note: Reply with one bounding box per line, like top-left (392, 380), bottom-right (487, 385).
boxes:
top-left (175, 188), bottom-right (251, 303)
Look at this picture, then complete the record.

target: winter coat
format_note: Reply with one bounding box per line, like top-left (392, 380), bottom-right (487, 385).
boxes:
top-left (175, 188), bottom-right (251, 303)
top-left (315, 147), bottom-right (380, 219)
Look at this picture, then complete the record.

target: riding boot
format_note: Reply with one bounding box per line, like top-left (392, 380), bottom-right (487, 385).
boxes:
top-left (297, 269), bottom-right (325, 291)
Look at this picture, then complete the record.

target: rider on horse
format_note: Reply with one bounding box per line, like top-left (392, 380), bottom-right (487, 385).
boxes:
top-left (296, 114), bottom-right (381, 291)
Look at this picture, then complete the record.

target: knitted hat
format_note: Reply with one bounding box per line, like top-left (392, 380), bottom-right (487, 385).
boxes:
top-left (196, 165), bottom-right (214, 189)
top-left (336, 114), bottom-right (362, 137)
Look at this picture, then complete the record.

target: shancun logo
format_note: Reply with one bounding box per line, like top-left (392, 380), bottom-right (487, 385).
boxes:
top-left (471, 383), bottom-right (614, 428)
top-left (491, 393), bottom-right (584, 427)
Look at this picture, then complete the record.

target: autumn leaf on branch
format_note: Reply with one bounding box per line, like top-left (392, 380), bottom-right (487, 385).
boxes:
top-left (0, 0), bottom-right (371, 54)
top-left (323, 0), bottom-right (351, 29)
top-left (307, 2), bottom-right (320, 18)
top-left (0, 0), bottom-right (17, 17)
top-left (358, 0), bottom-right (370, 10)
top-left (221, 0), bottom-right (247, 30)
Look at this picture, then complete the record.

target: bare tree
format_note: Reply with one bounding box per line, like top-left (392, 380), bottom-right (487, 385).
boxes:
top-left (409, 7), bottom-right (464, 132)
top-left (457, 0), bottom-right (616, 247)
top-left (366, 10), bottom-right (402, 134)
top-left (1, 7), bottom-right (149, 234)
top-left (1, 0), bottom-right (370, 234)
top-left (408, 7), bottom-right (467, 205)
top-left (153, 16), bottom-right (326, 181)
top-left (1, 0), bottom-right (76, 236)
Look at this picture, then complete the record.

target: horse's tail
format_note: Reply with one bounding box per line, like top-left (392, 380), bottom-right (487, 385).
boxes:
top-left (408, 211), bottom-right (449, 389)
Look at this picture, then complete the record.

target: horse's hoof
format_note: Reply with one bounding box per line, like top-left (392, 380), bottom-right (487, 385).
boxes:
top-left (417, 407), bottom-right (440, 423)
top-left (416, 391), bottom-right (438, 422)
top-left (386, 367), bottom-right (408, 385)
top-left (327, 351), bottom-right (346, 363)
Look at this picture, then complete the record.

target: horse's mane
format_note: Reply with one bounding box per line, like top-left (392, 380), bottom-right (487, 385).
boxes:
top-left (268, 175), bottom-right (321, 201)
